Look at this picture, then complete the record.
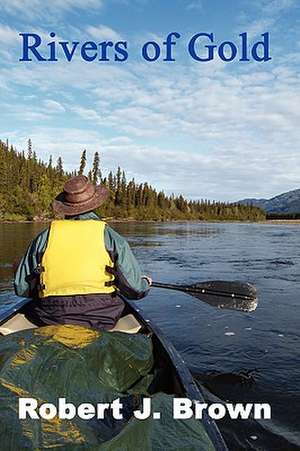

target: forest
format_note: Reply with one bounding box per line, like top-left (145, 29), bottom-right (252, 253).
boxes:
top-left (0, 139), bottom-right (266, 222)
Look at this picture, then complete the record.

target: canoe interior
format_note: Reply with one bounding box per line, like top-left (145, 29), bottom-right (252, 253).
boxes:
top-left (0, 298), bottom-right (228, 450)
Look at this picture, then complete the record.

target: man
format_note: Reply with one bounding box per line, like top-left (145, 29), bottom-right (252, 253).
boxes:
top-left (14, 175), bottom-right (151, 330)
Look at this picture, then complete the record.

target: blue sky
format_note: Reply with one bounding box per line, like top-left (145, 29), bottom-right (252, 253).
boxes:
top-left (0, 0), bottom-right (300, 201)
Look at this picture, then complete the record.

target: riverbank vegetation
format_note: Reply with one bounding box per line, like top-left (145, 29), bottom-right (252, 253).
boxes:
top-left (267, 213), bottom-right (300, 220)
top-left (0, 140), bottom-right (265, 222)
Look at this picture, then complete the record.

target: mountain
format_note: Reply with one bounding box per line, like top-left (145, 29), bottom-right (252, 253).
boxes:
top-left (238, 189), bottom-right (300, 214)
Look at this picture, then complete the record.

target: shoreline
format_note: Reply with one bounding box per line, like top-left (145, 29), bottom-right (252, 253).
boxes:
top-left (260, 219), bottom-right (300, 225)
top-left (1, 218), bottom-right (300, 225)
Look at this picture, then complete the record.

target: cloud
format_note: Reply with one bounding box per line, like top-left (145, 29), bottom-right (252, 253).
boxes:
top-left (86, 25), bottom-right (123, 42)
top-left (4, 101), bottom-right (53, 121)
top-left (2, 52), bottom-right (300, 199)
top-left (257, 0), bottom-right (296, 15)
top-left (0, 24), bottom-right (18, 43)
top-left (1, 0), bottom-right (104, 19)
top-left (238, 0), bottom-right (299, 38)
top-left (44, 99), bottom-right (66, 113)
top-left (71, 106), bottom-right (103, 124)
top-left (186, 0), bottom-right (203, 11)
top-left (8, 123), bottom-right (299, 201)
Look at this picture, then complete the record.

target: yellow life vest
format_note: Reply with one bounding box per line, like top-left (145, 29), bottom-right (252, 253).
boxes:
top-left (39, 220), bottom-right (115, 297)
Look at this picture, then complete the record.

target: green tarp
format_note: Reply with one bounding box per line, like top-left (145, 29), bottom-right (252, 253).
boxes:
top-left (0, 324), bottom-right (215, 450)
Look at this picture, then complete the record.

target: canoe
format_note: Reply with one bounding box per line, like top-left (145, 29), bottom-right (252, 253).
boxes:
top-left (0, 297), bottom-right (228, 450)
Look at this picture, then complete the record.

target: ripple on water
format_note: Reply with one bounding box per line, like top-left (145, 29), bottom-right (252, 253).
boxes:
top-left (269, 260), bottom-right (295, 266)
top-left (242, 348), bottom-right (269, 361)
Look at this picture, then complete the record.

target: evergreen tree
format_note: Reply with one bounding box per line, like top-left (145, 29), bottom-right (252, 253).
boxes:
top-left (27, 139), bottom-right (32, 160)
top-left (115, 167), bottom-right (123, 206)
top-left (108, 171), bottom-right (115, 192)
top-left (56, 157), bottom-right (63, 176)
top-left (78, 149), bottom-right (87, 175)
top-left (92, 152), bottom-right (101, 184)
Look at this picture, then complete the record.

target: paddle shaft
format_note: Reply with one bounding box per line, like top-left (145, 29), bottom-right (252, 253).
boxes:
top-left (152, 281), bottom-right (254, 301)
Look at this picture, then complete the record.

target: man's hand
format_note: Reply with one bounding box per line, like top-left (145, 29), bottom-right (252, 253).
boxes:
top-left (142, 276), bottom-right (152, 286)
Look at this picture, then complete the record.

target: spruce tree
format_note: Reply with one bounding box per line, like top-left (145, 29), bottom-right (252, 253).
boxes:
top-left (78, 149), bottom-right (87, 175)
top-left (27, 139), bottom-right (33, 159)
top-left (92, 152), bottom-right (101, 184)
top-left (108, 171), bottom-right (115, 192)
top-left (56, 157), bottom-right (63, 176)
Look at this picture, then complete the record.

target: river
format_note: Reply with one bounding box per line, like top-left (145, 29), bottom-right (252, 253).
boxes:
top-left (0, 221), bottom-right (299, 450)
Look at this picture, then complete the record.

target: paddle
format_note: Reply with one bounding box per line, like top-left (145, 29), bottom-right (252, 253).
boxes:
top-left (151, 280), bottom-right (258, 312)
top-left (108, 266), bottom-right (257, 312)
top-left (0, 279), bottom-right (257, 327)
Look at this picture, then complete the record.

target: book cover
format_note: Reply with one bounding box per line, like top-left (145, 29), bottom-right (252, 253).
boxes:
top-left (0, 1), bottom-right (299, 450)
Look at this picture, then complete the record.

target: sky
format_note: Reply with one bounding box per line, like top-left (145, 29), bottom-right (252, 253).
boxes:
top-left (0, 0), bottom-right (300, 201)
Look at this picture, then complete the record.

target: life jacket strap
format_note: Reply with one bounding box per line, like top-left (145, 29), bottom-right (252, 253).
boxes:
top-left (34, 264), bottom-right (45, 275)
top-left (105, 280), bottom-right (115, 287)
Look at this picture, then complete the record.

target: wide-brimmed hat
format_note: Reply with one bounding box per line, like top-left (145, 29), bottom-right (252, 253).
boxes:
top-left (53, 175), bottom-right (109, 216)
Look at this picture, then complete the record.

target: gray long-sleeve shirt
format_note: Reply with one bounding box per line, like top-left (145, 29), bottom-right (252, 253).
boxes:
top-left (14, 212), bottom-right (150, 300)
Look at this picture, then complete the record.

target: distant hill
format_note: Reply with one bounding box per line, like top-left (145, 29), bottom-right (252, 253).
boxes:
top-left (238, 189), bottom-right (300, 214)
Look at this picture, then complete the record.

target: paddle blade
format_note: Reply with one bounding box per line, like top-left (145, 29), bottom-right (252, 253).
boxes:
top-left (184, 281), bottom-right (258, 312)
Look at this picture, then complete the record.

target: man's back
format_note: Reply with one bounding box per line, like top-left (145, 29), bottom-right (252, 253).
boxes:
top-left (14, 175), bottom-right (150, 330)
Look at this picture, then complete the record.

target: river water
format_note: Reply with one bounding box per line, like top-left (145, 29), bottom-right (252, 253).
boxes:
top-left (0, 221), bottom-right (299, 450)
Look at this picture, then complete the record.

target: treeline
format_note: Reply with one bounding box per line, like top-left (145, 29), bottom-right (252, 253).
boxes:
top-left (267, 213), bottom-right (300, 220)
top-left (0, 140), bottom-right (266, 221)
top-left (0, 139), bottom-right (67, 221)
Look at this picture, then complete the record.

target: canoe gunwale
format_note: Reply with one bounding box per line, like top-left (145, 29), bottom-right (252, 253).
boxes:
top-left (125, 300), bottom-right (229, 451)
top-left (0, 297), bottom-right (31, 326)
